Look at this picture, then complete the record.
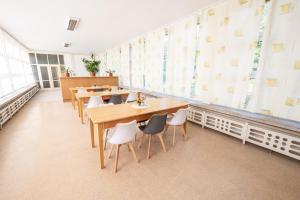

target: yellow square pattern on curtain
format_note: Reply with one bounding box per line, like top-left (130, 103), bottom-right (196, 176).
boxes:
top-left (207, 9), bottom-right (215, 16)
top-left (266, 78), bottom-right (278, 87)
top-left (280, 2), bottom-right (293, 14)
top-left (261, 109), bottom-right (272, 115)
top-left (285, 97), bottom-right (295, 106)
top-left (272, 43), bottom-right (284, 52)
top-left (294, 60), bottom-right (300, 69)
top-left (239, 0), bottom-right (249, 5)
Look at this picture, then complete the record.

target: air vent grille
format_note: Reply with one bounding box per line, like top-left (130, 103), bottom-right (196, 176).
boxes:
top-left (64, 42), bottom-right (71, 48)
top-left (67, 17), bottom-right (79, 31)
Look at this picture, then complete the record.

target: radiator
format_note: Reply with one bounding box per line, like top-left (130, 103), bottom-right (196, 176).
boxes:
top-left (0, 86), bottom-right (39, 129)
top-left (187, 107), bottom-right (300, 160)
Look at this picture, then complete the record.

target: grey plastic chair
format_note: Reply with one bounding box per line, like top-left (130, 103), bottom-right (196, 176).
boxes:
top-left (108, 94), bottom-right (122, 104)
top-left (138, 113), bottom-right (167, 159)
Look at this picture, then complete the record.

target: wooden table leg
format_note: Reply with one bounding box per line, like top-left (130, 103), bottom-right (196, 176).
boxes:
top-left (90, 120), bottom-right (95, 148)
top-left (71, 91), bottom-right (75, 109)
top-left (97, 123), bottom-right (105, 169)
top-left (77, 99), bottom-right (81, 117)
top-left (79, 99), bottom-right (84, 124)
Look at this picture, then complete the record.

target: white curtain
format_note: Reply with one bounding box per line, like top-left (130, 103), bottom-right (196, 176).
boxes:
top-left (143, 29), bottom-right (165, 92)
top-left (165, 15), bottom-right (198, 97)
top-left (130, 38), bottom-right (145, 89)
top-left (98, 0), bottom-right (300, 122)
top-left (119, 43), bottom-right (130, 87)
top-left (251, 0), bottom-right (300, 121)
top-left (193, 0), bottom-right (265, 109)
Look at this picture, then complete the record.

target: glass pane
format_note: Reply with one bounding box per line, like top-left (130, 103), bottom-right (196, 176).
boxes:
top-left (1, 78), bottom-right (12, 95)
top-left (48, 54), bottom-right (58, 64)
top-left (51, 66), bottom-right (59, 80)
top-left (29, 53), bottom-right (36, 64)
top-left (0, 56), bottom-right (8, 74)
top-left (13, 76), bottom-right (25, 89)
top-left (59, 55), bottom-right (64, 65)
top-left (36, 54), bottom-right (48, 64)
top-left (53, 81), bottom-right (60, 88)
top-left (31, 65), bottom-right (39, 81)
top-left (5, 41), bottom-right (14, 57)
top-left (43, 81), bottom-right (50, 88)
top-left (40, 66), bottom-right (49, 80)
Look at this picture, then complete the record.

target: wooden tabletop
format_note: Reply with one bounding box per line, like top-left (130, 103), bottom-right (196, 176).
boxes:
top-left (75, 90), bottom-right (130, 99)
top-left (87, 98), bottom-right (189, 124)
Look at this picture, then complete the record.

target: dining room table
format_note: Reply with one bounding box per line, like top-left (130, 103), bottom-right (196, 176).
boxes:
top-left (87, 97), bottom-right (189, 169)
top-left (76, 90), bottom-right (129, 124)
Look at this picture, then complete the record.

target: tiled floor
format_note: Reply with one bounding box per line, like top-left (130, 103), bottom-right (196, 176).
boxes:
top-left (0, 90), bottom-right (299, 200)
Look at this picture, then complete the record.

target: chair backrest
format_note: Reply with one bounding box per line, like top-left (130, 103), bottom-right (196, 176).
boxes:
top-left (126, 92), bottom-right (137, 103)
top-left (77, 88), bottom-right (87, 93)
top-left (109, 120), bottom-right (137, 144)
top-left (169, 108), bottom-right (188, 125)
top-left (142, 113), bottom-right (167, 134)
top-left (109, 94), bottom-right (122, 104)
top-left (87, 96), bottom-right (104, 109)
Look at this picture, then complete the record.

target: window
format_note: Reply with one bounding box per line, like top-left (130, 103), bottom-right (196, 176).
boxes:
top-left (0, 29), bottom-right (34, 98)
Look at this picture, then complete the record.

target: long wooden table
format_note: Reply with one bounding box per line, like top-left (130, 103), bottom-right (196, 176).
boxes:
top-left (69, 85), bottom-right (113, 109)
top-left (76, 90), bottom-right (129, 124)
top-left (87, 98), bottom-right (188, 169)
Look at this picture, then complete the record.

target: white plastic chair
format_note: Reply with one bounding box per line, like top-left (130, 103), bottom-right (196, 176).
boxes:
top-left (107, 120), bottom-right (139, 173)
top-left (86, 96), bottom-right (104, 109)
top-left (166, 108), bottom-right (188, 146)
top-left (126, 92), bottom-right (137, 103)
top-left (77, 88), bottom-right (87, 93)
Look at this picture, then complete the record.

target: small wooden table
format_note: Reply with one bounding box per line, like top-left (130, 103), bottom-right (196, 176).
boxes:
top-left (87, 98), bottom-right (188, 169)
top-left (69, 85), bottom-right (112, 109)
top-left (76, 90), bottom-right (129, 124)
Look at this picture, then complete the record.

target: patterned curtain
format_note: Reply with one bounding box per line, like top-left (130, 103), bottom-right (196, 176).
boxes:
top-left (119, 43), bottom-right (130, 87)
top-left (251, 0), bottom-right (300, 121)
top-left (144, 29), bottom-right (165, 92)
top-left (194, 0), bottom-right (265, 109)
top-left (131, 38), bottom-right (145, 89)
top-left (165, 15), bottom-right (198, 97)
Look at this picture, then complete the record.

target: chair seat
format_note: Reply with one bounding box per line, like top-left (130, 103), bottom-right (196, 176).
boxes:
top-left (166, 117), bottom-right (184, 126)
top-left (109, 127), bottom-right (136, 144)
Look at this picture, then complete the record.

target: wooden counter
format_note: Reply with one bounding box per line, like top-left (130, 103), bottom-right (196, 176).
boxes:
top-left (60, 76), bottom-right (119, 101)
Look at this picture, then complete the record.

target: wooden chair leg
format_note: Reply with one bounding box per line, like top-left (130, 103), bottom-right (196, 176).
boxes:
top-left (147, 135), bottom-right (152, 160)
top-left (165, 124), bottom-right (169, 132)
top-left (104, 129), bottom-right (108, 150)
top-left (183, 122), bottom-right (187, 139)
top-left (138, 133), bottom-right (144, 149)
top-left (108, 144), bottom-right (114, 159)
top-left (173, 126), bottom-right (176, 146)
top-left (128, 142), bottom-right (139, 163)
top-left (127, 144), bottom-right (131, 152)
top-left (114, 144), bottom-right (120, 173)
top-left (158, 134), bottom-right (167, 152)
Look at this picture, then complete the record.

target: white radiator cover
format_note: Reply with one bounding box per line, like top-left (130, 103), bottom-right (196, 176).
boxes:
top-left (0, 86), bottom-right (39, 129)
top-left (187, 107), bottom-right (300, 160)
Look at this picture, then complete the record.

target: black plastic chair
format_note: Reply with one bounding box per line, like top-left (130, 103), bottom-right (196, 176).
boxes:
top-left (108, 94), bottom-right (123, 104)
top-left (138, 113), bottom-right (167, 159)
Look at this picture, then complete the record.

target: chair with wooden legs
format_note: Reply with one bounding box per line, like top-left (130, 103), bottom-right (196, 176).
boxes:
top-left (108, 94), bottom-right (123, 105)
top-left (166, 108), bottom-right (188, 146)
top-left (107, 120), bottom-right (139, 173)
top-left (138, 113), bottom-right (167, 159)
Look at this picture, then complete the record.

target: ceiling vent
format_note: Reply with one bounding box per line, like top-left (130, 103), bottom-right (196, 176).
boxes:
top-left (64, 42), bottom-right (71, 48)
top-left (67, 17), bottom-right (80, 31)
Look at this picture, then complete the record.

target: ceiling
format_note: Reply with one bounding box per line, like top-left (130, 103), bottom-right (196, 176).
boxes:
top-left (0, 0), bottom-right (217, 54)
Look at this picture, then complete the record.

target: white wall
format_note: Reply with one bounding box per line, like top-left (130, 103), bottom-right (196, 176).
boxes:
top-left (63, 53), bottom-right (90, 76)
